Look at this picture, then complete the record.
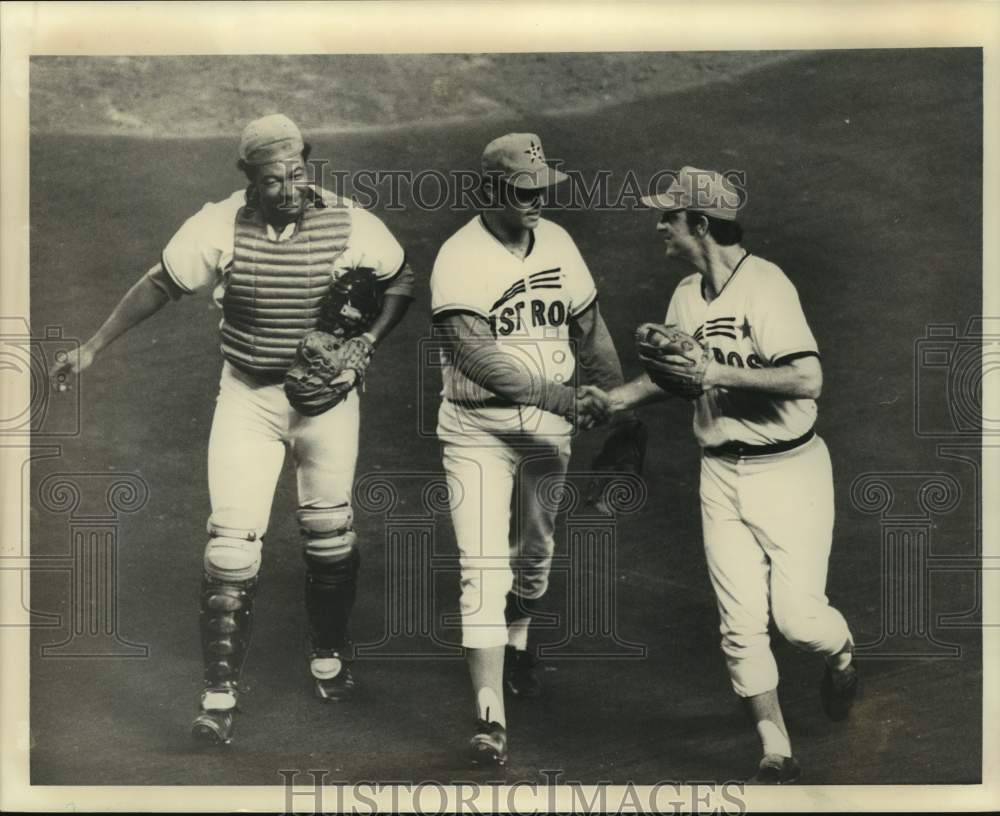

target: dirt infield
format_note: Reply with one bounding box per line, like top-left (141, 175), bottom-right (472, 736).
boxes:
top-left (29, 52), bottom-right (799, 137)
top-left (29, 49), bottom-right (982, 785)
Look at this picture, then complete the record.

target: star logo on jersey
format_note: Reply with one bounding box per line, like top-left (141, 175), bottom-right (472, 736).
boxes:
top-left (740, 317), bottom-right (752, 338)
top-left (524, 140), bottom-right (544, 164)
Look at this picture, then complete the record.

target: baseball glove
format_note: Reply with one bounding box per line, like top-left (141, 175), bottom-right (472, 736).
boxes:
top-left (284, 332), bottom-right (369, 417)
top-left (283, 266), bottom-right (381, 416)
top-left (317, 265), bottom-right (382, 336)
top-left (585, 418), bottom-right (648, 514)
top-left (635, 322), bottom-right (710, 399)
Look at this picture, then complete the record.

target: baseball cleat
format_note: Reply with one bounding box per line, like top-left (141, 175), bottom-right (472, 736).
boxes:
top-left (310, 650), bottom-right (356, 702)
top-left (749, 753), bottom-right (801, 785)
top-left (191, 709), bottom-right (236, 745)
top-left (821, 657), bottom-right (859, 721)
top-left (504, 646), bottom-right (542, 698)
top-left (468, 719), bottom-right (508, 767)
top-left (192, 688), bottom-right (239, 745)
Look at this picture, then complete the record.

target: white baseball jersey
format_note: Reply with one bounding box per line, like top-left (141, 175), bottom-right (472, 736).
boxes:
top-left (665, 253), bottom-right (819, 448)
top-left (430, 215), bottom-right (597, 434)
top-left (156, 187), bottom-right (406, 306)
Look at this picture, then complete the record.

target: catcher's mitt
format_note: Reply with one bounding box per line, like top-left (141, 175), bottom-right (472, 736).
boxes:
top-left (635, 322), bottom-right (710, 399)
top-left (284, 266), bottom-right (381, 416)
top-left (585, 418), bottom-right (648, 515)
top-left (319, 265), bottom-right (382, 337)
top-left (284, 332), bottom-right (364, 416)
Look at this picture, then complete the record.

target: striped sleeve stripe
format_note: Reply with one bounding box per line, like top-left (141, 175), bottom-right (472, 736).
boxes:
top-left (569, 289), bottom-right (598, 317)
top-left (159, 254), bottom-right (194, 294)
top-left (379, 252), bottom-right (408, 284)
top-left (431, 306), bottom-right (490, 322)
top-left (772, 350), bottom-right (821, 366)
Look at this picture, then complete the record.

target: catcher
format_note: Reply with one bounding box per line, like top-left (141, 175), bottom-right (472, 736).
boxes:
top-left (50, 114), bottom-right (415, 746)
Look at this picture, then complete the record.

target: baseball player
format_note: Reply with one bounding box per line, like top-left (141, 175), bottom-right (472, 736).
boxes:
top-left (50, 114), bottom-right (415, 745)
top-left (606, 167), bottom-right (858, 783)
top-left (430, 133), bottom-right (630, 766)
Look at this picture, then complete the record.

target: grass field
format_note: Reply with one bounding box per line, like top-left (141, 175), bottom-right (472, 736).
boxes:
top-left (28, 49), bottom-right (982, 785)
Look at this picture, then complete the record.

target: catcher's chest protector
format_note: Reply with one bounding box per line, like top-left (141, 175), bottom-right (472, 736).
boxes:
top-left (222, 205), bottom-right (352, 378)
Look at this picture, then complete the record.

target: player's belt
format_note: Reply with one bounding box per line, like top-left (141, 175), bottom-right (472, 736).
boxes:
top-left (446, 396), bottom-right (517, 409)
top-left (705, 429), bottom-right (815, 459)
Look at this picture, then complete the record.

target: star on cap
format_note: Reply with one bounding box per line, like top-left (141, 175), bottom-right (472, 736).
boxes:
top-left (524, 140), bottom-right (544, 164)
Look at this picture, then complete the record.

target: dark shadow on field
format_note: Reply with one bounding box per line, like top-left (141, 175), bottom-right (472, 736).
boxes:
top-left (29, 48), bottom-right (981, 784)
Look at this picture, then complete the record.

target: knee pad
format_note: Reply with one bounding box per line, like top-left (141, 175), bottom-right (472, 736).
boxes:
top-left (204, 521), bottom-right (262, 582)
top-left (299, 504), bottom-right (356, 565)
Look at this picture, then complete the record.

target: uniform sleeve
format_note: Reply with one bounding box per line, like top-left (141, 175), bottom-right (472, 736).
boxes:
top-left (751, 269), bottom-right (819, 365)
top-left (562, 232), bottom-right (598, 317)
top-left (430, 244), bottom-right (489, 320)
top-left (160, 203), bottom-right (233, 295)
top-left (337, 206), bottom-right (407, 284)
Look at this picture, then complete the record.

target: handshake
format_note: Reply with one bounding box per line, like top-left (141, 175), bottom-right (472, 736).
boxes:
top-left (566, 385), bottom-right (621, 431)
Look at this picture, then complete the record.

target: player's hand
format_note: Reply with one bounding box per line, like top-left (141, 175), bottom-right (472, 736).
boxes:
top-left (605, 385), bottom-right (629, 415)
top-left (49, 344), bottom-right (94, 393)
top-left (575, 385), bottom-right (612, 431)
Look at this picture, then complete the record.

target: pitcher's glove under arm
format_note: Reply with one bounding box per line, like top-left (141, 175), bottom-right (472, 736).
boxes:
top-left (585, 418), bottom-right (648, 514)
top-left (635, 322), bottom-right (710, 399)
top-left (284, 332), bottom-right (374, 417)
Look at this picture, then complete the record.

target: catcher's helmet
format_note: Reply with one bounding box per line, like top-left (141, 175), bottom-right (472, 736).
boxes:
top-left (319, 266), bottom-right (382, 337)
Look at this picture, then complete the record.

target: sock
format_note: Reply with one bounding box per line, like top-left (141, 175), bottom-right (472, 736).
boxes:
top-left (756, 719), bottom-right (792, 758)
top-left (477, 687), bottom-right (505, 727)
top-left (507, 617), bottom-right (531, 651)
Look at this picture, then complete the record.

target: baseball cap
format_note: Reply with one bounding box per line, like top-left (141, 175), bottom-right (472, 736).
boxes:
top-left (641, 166), bottom-right (744, 221)
top-left (481, 133), bottom-right (569, 189)
top-left (238, 114), bottom-right (305, 166)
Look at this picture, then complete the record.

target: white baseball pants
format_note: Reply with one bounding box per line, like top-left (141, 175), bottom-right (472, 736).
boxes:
top-left (438, 402), bottom-right (572, 649)
top-left (207, 361), bottom-right (360, 537)
top-left (699, 434), bottom-right (852, 697)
